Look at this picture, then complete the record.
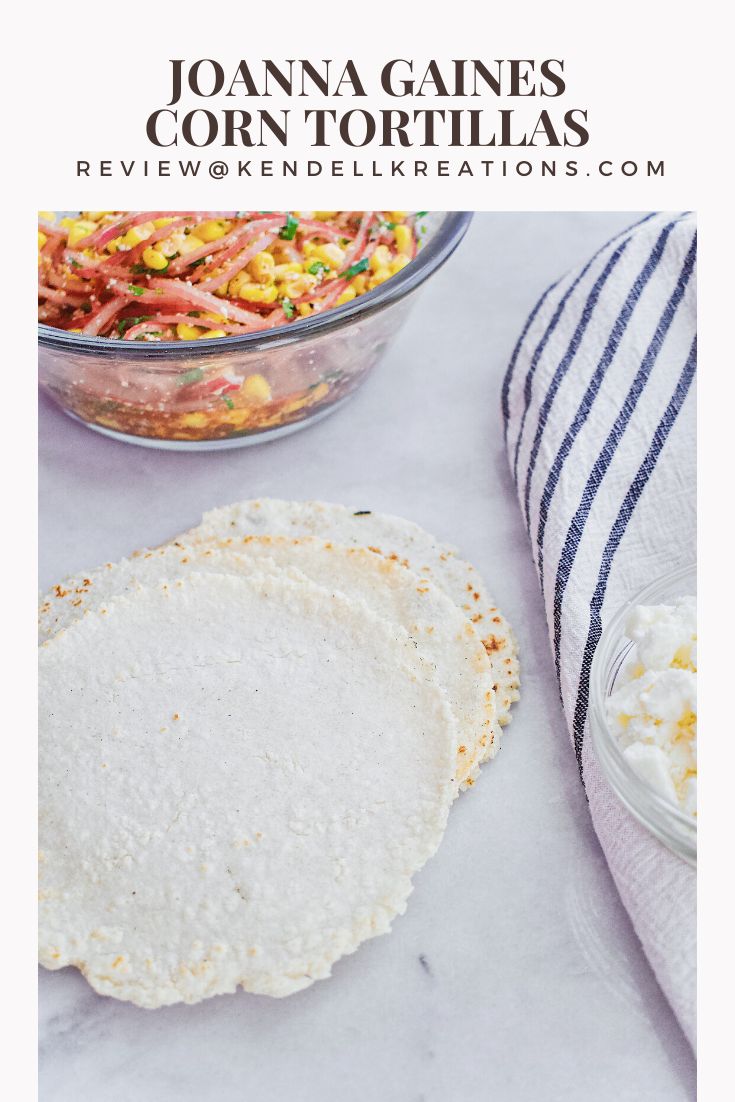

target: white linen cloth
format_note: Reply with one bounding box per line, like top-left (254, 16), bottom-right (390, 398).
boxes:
top-left (501, 212), bottom-right (696, 1048)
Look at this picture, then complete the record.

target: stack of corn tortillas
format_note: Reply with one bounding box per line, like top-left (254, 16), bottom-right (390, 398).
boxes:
top-left (39, 499), bottom-right (519, 1009)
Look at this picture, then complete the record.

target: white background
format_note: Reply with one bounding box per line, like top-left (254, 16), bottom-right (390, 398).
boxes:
top-left (4, 2), bottom-right (731, 1096)
top-left (29, 1), bottom-right (697, 210)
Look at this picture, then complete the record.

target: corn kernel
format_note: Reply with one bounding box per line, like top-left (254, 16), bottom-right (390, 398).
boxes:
top-left (203, 329), bottom-right (227, 339)
top-left (158, 230), bottom-right (198, 257)
top-left (242, 374), bottom-right (272, 403)
top-left (309, 242), bottom-right (346, 268)
top-left (352, 274), bottom-right (368, 295)
top-left (176, 323), bottom-right (202, 341)
top-left (369, 245), bottom-right (392, 272)
top-left (388, 211), bottom-right (408, 223)
top-left (38, 231), bottom-right (47, 249)
top-left (368, 269), bottom-right (392, 289)
top-left (196, 219), bottom-right (231, 242)
top-left (297, 303), bottom-right (314, 317)
top-left (235, 283), bottom-right (278, 304)
top-left (314, 211), bottom-right (338, 219)
top-left (273, 262), bottom-right (302, 278)
top-left (247, 251), bottom-right (276, 283)
top-left (39, 211), bottom-right (55, 223)
top-left (335, 287), bottom-right (357, 306)
top-left (107, 237), bottom-right (123, 254)
top-left (390, 254), bottom-right (411, 275)
top-left (227, 271), bottom-right (252, 298)
top-left (141, 246), bottom-right (169, 271)
top-left (394, 224), bottom-right (413, 256)
top-left (59, 217), bottom-right (75, 229)
top-left (123, 222), bottom-right (155, 248)
top-left (214, 283), bottom-right (229, 298)
top-left (153, 217), bottom-right (176, 229)
top-left (82, 211), bottom-right (112, 222)
top-left (278, 273), bottom-right (317, 298)
top-left (177, 234), bottom-right (205, 256)
top-left (67, 220), bottom-right (98, 247)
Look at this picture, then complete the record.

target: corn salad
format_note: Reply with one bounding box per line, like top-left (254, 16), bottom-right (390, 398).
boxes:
top-left (38, 211), bottom-right (420, 341)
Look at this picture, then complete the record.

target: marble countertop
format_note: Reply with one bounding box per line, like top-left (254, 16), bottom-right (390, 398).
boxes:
top-left (39, 213), bottom-right (695, 1102)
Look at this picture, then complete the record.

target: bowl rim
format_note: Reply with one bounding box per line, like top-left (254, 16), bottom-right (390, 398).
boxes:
top-left (38, 211), bottom-right (473, 358)
top-left (588, 562), bottom-right (697, 865)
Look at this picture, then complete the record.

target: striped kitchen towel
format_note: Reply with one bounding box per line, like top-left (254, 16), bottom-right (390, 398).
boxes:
top-left (502, 212), bottom-right (697, 1049)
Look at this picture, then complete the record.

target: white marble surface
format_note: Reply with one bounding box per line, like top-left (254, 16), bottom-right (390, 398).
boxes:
top-left (39, 213), bottom-right (695, 1102)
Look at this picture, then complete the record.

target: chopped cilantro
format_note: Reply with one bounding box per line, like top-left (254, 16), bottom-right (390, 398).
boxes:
top-left (70, 259), bottom-right (82, 269)
top-left (416, 211), bottom-right (428, 219)
top-left (128, 284), bottom-right (146, 296)
top-left (307, 261), bottom-right (329, 276)
top-left (186, 310), bottom-right (202, 317)
top-left (279, 213), bottom-right (299, 241)
top-left (177, 367), bottom-right (205, 387)
top-left (188, 257), bottom-right (206, 268)
top-left (281, 298), bottom-right (296, 319)
top-left (222, 395), bottom-right (235, 409)
top-left (117, 315), bottom-right (151, 336)
top-left (341, 257), bottom-right (369, 279)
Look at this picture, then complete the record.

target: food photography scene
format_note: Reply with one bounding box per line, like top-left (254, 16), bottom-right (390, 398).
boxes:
top-left (38, 210), bottom-right (697, 1101)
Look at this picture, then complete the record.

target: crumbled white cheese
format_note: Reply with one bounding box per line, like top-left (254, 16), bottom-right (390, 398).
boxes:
top-left (606, 595), bottom-right (697, 817)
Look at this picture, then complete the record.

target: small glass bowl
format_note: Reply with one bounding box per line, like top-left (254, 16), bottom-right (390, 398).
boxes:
top-left (38, 212), bottom-right (472, 450)
top-left (589, 563), bottom-right (697, 866)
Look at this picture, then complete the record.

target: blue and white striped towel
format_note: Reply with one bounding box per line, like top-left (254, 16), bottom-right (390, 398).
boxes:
top-left (502, 212), bottom-right (697, 1048)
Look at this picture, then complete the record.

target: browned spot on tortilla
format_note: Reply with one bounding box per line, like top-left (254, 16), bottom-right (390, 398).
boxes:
top-left (484, 637), bottom-right (502, 654)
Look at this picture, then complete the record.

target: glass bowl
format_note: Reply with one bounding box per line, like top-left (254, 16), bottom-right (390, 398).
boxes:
top-left (589, 563), bottom-right (697, 865)
top-left (38, 212), bottom-right (472, 450)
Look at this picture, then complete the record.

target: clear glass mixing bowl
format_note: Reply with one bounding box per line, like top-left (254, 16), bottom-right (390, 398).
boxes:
top-left (38, 212), bottom-right (472, 450)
